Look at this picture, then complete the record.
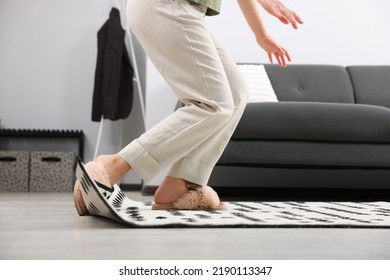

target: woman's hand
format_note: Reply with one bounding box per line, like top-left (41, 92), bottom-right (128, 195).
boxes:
top-left (237, 0), bottom-right (301, 67)
top-left (257, 0), bottom-right (303, 29)
top-left (257, 34), bottom-right (290, 67)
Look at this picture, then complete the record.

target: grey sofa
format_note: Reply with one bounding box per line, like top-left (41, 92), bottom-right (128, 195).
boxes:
top-left (209, 64), bottom-right (390, 191)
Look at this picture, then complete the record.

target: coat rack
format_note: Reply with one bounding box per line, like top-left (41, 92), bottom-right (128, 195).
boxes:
top-left (94, 0), bottom-right (146, 159)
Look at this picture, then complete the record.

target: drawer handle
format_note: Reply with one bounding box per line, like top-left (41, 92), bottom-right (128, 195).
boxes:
top-left (0, 157), bottom-right (17, 162)
top-left (41, 157), bottom-right (62, 162)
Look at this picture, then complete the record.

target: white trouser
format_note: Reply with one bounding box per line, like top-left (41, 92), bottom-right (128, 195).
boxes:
top-left (119, 0), bottom-right (249, 186)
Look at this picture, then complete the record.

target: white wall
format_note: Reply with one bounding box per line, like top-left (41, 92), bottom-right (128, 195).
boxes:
top-left (209, 0), bottom-right (390, 66)
top-left (1, 0), bottom-right (389, 186)
top-left (0, 0), bottom-right (146, 184)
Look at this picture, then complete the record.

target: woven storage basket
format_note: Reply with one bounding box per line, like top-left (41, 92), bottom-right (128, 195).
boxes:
top-left (0, 151), bottom-right (29, 192)
top-left (30, 151), bottom-right (75, 192)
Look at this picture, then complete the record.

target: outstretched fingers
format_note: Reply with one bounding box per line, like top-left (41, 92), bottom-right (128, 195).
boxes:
top-left (258, 0), bottom-right (304, 29)
top-left (285, 10), bottom-right (304, 29)
top-left (268, 48), bottom-right (291, 67)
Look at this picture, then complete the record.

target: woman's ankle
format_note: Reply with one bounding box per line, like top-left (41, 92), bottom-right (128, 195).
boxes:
top-left (154, 177), bottom-right (188, 204)
top-left (95, 154), bottom-right (132, 185)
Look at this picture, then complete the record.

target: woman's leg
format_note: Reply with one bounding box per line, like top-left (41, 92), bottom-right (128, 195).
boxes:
top-left (155, 30), bottom-right (249, 203)
top-left (166, 31), bottom-right (249, 185)
top-left (119, 0), bottom-right (235, 186)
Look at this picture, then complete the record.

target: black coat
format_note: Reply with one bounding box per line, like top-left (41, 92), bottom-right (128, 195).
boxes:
top-left (91, 8), bottom-right (134, 122)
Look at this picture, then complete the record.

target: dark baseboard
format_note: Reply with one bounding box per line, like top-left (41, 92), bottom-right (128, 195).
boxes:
top-left (141, 185), bottom-right (158, 195)
top-left (120, 184), bottom-right (143, 192)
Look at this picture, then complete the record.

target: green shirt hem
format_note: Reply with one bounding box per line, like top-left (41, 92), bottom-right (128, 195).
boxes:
top-left (190, 0), bottom-right (221, 16)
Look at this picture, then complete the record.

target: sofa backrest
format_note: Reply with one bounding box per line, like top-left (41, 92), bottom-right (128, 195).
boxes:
top-left (347, 66), bottom-right (390, 109)
top-left (264, 64), bottom-right (355, 104)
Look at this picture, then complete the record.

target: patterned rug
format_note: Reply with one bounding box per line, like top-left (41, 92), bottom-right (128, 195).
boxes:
top-left (76, 160), bottom-right (390, 228)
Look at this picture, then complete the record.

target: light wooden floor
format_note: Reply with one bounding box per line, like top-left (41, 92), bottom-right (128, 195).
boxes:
top-left (0, 192), bottom-right (389, 260)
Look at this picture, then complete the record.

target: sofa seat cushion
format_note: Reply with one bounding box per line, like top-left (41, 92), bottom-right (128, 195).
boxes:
top-left (218, 140), bottom-right (390, 168)
top-left (233, 102), bottom-right (390, 143)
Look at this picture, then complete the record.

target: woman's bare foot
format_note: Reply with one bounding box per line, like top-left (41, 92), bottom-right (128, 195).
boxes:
top-left (154, 176), bottom-right (189, 204)
top-left (95, 154), bottom-right (132, 186)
